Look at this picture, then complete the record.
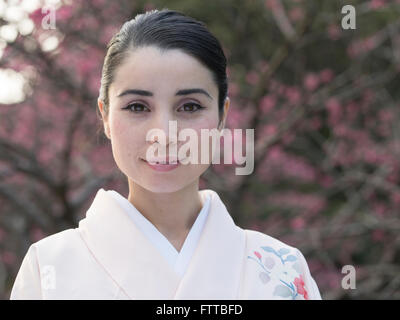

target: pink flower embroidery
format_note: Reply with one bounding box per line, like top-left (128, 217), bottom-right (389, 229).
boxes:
top-left (254, 251), bottom-right (262, 260)
top-left (294, 275), bottom-right (309, 300)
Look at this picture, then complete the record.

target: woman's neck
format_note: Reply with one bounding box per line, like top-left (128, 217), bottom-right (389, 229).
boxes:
top-left (127, 180), bottom-right (204, 251)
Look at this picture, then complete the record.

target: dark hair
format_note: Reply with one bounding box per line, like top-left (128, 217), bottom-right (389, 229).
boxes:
top-left (98, 8), bottom-right (228, 126)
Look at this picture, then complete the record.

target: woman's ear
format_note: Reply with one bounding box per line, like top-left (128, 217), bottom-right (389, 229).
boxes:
top-left (218, 97), bottom-right (230, 131)
top-left (98, 98), bottom-right (111, 139)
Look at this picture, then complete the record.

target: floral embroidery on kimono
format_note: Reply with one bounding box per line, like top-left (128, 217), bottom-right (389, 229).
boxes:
top-left (247, 246), bottom-right (309, 300)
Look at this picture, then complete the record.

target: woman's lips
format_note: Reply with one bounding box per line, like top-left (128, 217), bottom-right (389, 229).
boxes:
top-left (141, 158), bottom-right (181, 172)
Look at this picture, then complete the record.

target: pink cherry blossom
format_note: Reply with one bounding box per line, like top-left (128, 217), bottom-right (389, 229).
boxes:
top-left (303, 73), bottom-right (320, 91)
top-left (265, 0), bottom-right (278, 10)
top-left (369, 0), bottom-right (386, 9)
top-left (328, 24), bottom-right (341, 41)
top-left (245, 71), bottom-right (259, 85)
top-left (289, 7), bottom-right (304, 22)
top-left (319, 69), bottom-right (334, 83)
top-left (260, 95), bottom-right (276, 114)
top-left (284, 86), bottom-right (301, 105)
top-left (290, 217), bottom-right (305, 230)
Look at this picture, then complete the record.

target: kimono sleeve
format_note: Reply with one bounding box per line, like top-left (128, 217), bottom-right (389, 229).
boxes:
top-left (9, 244), bottom-right (43, 300)
top-left (294, 248), bottom-right (322, 300)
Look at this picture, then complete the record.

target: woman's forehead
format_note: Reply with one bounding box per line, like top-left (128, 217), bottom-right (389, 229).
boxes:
top-left (110, 46), bottom-right (218, 99)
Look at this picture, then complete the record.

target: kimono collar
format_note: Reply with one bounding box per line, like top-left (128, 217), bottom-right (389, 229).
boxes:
top-left (77, 188), bottom-right (246, 299)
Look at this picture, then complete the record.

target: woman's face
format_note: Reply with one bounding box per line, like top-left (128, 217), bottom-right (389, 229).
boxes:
top-left (98, 46), bottom-right (230, 193)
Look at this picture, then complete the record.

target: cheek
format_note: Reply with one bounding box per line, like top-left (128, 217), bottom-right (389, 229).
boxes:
top-left (188, 113), bottom-right (220, 132)
top-left (181, 116), bottom-right (220, 163)
top-left (109, 116), bottom-right (142, 160)
top-left (110, 117), bottom-right (128, 144)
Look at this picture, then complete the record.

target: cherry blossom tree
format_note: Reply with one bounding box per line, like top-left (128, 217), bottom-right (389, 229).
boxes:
top-left (0, 0), bottom-right (399, 299)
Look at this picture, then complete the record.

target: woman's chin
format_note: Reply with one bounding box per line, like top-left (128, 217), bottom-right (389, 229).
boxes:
top-left (132, 173), bottom-right (191, 193)
top-left (140, 182), bottom-right (189, 194)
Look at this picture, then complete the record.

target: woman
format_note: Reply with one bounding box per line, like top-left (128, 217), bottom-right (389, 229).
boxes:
top-left (10, 9), bottom-right (322, 300)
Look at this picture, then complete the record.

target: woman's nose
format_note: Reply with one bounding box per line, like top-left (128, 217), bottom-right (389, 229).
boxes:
top-left (148, 110), bottom-right (178, 146)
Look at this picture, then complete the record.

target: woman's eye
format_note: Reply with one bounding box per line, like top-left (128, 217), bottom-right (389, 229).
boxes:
top-left (178, 103), bottom-right (204, 113)
top-left (124, 103), bottom-right (150, 113)
top-left (122, 102), bottom-right (204, 113)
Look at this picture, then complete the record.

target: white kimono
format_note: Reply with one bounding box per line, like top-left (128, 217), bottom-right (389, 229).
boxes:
top-left (10, 188), bottom-right (322, 300)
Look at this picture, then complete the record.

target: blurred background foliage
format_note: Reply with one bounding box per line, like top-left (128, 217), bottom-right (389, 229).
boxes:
top-left (0, 0), bottom-right (400, 299)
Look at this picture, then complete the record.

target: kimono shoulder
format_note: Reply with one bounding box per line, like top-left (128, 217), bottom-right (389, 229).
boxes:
top-left (240, 229), bottom-right (322, 300)
top-left (10, 228), bottom-right (121, 300)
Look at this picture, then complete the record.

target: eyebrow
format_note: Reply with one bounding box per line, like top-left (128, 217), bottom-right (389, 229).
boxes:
top-left (117, 88), bottom-right (213, 100)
